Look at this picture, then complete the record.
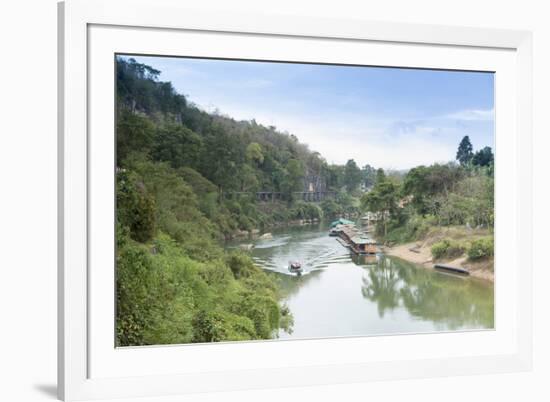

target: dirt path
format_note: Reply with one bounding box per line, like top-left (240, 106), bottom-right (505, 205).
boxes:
top-left (383, 242), bottom-right (494, 283)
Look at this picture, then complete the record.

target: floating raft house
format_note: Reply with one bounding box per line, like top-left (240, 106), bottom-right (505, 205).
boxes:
top-left (349, 235), bottom-right (378, 255)
top-left (331, 223), bottom-right (379, 255)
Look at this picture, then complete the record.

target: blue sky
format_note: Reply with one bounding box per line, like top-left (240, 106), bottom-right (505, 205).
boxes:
top-left (124, 55), bottom-right (494, 170)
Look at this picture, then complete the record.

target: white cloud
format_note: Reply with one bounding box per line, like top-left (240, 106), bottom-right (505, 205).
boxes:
top-left (445, 108), bottom-right (494, 121)
top-left (185, 92), bottom-right (497, 170)
top-left (195, 101), bottom-right (458, 170)
top-left (298, 130), bottom-right (455, 170)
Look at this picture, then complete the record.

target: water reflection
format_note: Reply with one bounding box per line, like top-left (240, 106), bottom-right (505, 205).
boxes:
top-left (232, 224), bottom-right (494, 339)
top-left (361, 257), bottom-right (401, 317)
top-left (361, 256), bottom-right (494, 330)
top-left (267, 269), bottom-right (324, 299)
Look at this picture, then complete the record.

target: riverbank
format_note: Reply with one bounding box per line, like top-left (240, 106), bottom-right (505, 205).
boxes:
top-left (228, 218), bottom-right (321, 240)
top-left (383, 242), bottom-right (494, 282)
top-left (227, 213), bottom-right (360, 240)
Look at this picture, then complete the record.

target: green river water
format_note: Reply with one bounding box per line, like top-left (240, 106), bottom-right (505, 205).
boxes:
top-left (232, 223), bottom-right (494, 340)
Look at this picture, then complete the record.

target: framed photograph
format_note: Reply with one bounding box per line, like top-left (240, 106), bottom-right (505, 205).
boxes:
top-left (58, 0), bottom-right (533, 400)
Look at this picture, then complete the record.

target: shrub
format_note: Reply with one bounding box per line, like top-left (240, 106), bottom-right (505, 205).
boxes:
top-left (431, 240), bottom-right (450, 259)
top-left (384, 225), bottom-right (409, 244)
top-left (116, 231), bottom-right (292, 346)
top-left (431, 239), bottom-right (466, 260)
top-left (385, 214), bottom-right (432, 244)
top-left (407, 216), bottom-right (431, 239)
top-left (191, 310), bottom-right (256, 342)
top-left (116, 171), bottom-right (156, 243)
top-left (446, 242), bottom-right (466, 258)
top-left (237, 214), bottom-right (254, 231)
top-left (320, 199), bottom-right (343, 217)
top-left (467, 237), bottom-right (494, 260)
top-left (289, 202), bottom-right (323, 220)
top-left (225, 251), bottom-right (259, 279)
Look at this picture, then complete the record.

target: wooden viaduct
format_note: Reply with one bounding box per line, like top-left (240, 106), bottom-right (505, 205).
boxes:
top-left (224, 191), bottom-right (336, 202)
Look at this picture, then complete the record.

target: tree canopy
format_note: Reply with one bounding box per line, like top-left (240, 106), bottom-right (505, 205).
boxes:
top-left (456, 135), bottom-right (473, 166)
top-left (344, 159), bottom-right (363, 192)
top-left (472, 146), bottom-right (494, 167)
top-left (361, 172), bottom-right (400, 236)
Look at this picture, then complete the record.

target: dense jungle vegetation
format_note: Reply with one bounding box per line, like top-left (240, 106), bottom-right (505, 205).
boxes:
top-left (115, 56), bottom-right (495, 345)
top-left (361, 135), bottom-right (494, 262)
top-left (115, 57), bottom-right (375, 345)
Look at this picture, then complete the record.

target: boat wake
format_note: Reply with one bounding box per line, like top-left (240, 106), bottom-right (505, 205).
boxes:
top-left (252, 244), bottom-right (350, 276)
top-left (253, 236), bottom-right (292, 249)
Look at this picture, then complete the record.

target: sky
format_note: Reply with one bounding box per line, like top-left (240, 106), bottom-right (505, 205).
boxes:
top-left (124, 55), bottom-right (494, 170)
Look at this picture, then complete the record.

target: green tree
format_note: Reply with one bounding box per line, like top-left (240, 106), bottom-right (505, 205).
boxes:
top-left (307, 152), bottom-right (324, 176)
top-left (326, 164), bottom-right (345, 190)
top-left (117, 57), bottom-right (186, 116)
top-left (456, 135), bottom-right (474, 166)
top-left (376, 168), bottom-right (386, 184)
top-left (153, 124), bottom-right (202, 169)
top-left (245, 142), bottom-right (264, 164)
top-left (343, 159), bottom-right (362, 192)
top-left (201, 125), bottom-right (244, 195)
top-left (239, 164), bottom-right (260, 192)
top-left (320, 199), bottom-right (343, 217)
top-left (402, 163), bottom-right (464, 215)
top-left (116, 170), bottom-right (156, 242)
top-left (116, 112), bottom-right (155, 164)
top-left (281, 159), bottom-right (305, 201)
top-left (362, 164), bottom-right (377, 189)
top-left (472, 146), bottom-right (494, 167)
top-left (361, 180), bottom-right (400, 237)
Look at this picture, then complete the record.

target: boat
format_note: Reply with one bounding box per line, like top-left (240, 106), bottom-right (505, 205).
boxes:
top-left (434, 264), bottom-right (469, 275)
top-left (288, 261), bottom-right (303, 274)
top-left (329, 218), bottom-right (355, 228)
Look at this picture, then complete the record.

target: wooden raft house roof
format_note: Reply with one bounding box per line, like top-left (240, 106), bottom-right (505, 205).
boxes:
top-left (350, 235), bottom-right (377, 245)
top-left (334, 224), bottom-right (376, 245)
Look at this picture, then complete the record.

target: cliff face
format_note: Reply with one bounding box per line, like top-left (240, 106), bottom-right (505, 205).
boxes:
top-left (302, 168), bottom-right (327, 193)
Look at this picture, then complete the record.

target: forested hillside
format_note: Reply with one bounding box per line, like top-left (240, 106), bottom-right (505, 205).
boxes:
top-left (115, 56), bottom-right (495, 345)
top-left (116, 57), bottom-right (374, 236)
top-left (115, 57), bottom-right (372, 345)
top-left (361, 135), bottom-right (494, 269)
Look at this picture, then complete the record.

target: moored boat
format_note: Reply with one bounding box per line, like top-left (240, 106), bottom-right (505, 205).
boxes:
top-left (434, 264), bottom-right (469, 275)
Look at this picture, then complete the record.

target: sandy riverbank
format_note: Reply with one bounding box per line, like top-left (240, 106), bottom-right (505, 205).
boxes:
top-left (383, 242), bottom-right (494, 283)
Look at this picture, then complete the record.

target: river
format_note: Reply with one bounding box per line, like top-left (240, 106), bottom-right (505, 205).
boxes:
top-left (231, 223), bottom-right (494, 340)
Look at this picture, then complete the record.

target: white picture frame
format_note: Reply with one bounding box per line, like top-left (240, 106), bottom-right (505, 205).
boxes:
top-left (58, 0), bottom-right (533, 400)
